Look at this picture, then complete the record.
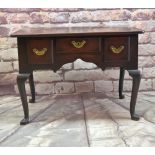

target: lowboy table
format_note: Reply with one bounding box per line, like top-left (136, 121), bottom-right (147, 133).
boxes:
top-left (11, 27), bottom-right (143, 125)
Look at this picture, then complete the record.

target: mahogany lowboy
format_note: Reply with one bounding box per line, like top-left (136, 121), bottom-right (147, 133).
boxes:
top-left (11, 27), bottom-right (143, 125)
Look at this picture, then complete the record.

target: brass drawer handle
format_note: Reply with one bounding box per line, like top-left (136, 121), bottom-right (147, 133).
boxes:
top-left (110, 45), bottom-right (124, 54)
top-left (71, 40), bottom-right (86, 48)
top-left (33, 48), bottom-right (47, 56)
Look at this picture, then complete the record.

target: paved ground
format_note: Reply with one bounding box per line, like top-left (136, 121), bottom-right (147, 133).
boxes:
top-left (0, 92), bottom-right (155, 147)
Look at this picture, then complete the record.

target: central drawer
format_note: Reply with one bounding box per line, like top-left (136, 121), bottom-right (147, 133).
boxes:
top-left (55, 37), bottom-right (100, 53)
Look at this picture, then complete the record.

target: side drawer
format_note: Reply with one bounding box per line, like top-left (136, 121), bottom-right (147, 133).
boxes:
top-left (27, 38), bottom-right (53, 64)
top-left (104, 36), bottom-right (130, 63)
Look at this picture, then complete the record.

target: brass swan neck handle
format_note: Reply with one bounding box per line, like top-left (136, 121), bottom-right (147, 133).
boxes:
top-left (33, 48), bottom-right (47, 56)
top-left (110, 45), bottom-right (124, 54)
top-left (71, 40), bottom-right (86, 48)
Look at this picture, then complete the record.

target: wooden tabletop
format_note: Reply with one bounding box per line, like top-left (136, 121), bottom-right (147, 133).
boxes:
top-left (11, 26), bottom-right (144, 37)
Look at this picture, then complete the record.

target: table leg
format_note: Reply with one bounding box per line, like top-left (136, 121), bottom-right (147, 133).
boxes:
top-left (17, 73), bottom-right (30, 125)
top-left (29, 72), bottom-right (35, 103)
top-left (127, 70), bottom-right (141, 121)
top-left (119, 67), bottom-right (125, 99)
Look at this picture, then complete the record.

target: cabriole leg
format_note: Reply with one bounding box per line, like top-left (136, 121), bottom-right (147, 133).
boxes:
top-left (128, 70), bottom-right (141, 121)
top-left (29, 72), bottom-right (35, 103)
top-left (119, 67), bottom-right (125, 99)
top-left (17, 73), bottom-right (30, 125)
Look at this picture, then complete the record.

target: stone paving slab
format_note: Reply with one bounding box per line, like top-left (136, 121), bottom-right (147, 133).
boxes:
top-left (90, 138), bottom-right (126, 147)
top-left (0, 92), bottom-right (155, 147)
top-left (82, 92), bottom-right (155, 146)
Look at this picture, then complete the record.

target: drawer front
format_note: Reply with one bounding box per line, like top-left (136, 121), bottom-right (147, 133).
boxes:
top-left (56, 37), bottom-right (100, 53)
top-left (27, 39), bottom-right (53, 64)
top-left (104, 37), bottom-right (130, 63)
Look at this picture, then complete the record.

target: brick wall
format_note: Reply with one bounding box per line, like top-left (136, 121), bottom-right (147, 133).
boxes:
top-left (0, 8), bottom-right (155, 95)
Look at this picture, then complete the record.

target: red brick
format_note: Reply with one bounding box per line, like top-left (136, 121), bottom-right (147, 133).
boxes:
top-left (0, 73), bottom-right (17, 85)
top-left (8, 13), bottom-right (30, 23)
top-left (0, 85), bottom-right (16, 95)
top-left (50, 12), bottom-right (70, 23)
top-left (0, 27), bottom-right (10, 37)
top-left (48, 8), bottom-right (81, 12)
top-left (0, 8), bottom-right (40, 13)
top-left (110, 10), bottom-right (131, 21)
top-left (91, 10), bottom-right (111, 22)
top-left (0, 12), bottom-right (7, 24)
top-left (30, 12), bottom-right (50, 24)
top-left (0, 37), bottom-right (17, 49)
top-left (132, 9), bottom-right (153, 20)
top-left (70, 11), bottom-right (92, 23)
top-left (152, 10), bottom-right (155, 19)
top-left (131, 21), bottom-right (155, 32)
top-left (139, 33), bottom-right (151, 44)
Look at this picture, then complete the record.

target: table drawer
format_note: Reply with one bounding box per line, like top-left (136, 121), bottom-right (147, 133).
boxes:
top-left (56, 37), bottom-right (100, 53)
top-left (27, 39), bottom-right (53, 64)
top-left (104, 37), bottom-right (129, 62)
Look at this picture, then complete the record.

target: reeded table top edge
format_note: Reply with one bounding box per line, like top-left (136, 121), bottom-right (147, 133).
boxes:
top-left (11, 26), bottom-right (144, 37)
